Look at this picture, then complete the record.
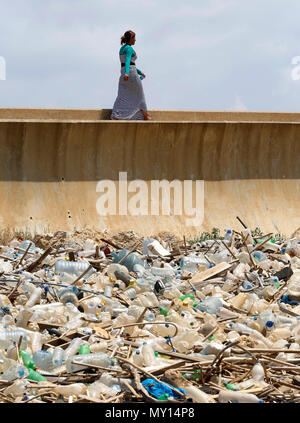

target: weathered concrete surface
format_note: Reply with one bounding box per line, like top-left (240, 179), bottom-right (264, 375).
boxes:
top-left (0, 108), bottom-right (300, 237)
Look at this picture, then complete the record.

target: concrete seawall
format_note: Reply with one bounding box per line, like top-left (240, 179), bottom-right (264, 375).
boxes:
top-left (1, 108), bottom-right (300, 237)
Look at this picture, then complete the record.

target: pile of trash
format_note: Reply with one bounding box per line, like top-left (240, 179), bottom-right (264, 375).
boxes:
top-left (0, 224), bottom-right (300, 403)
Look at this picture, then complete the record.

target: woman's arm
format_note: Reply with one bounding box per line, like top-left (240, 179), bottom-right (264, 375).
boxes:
top-left (124, 45), bottom-right (134, 75)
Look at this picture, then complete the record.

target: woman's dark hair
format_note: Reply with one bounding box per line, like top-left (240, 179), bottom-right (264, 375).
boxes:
top-left (121, 30), bottom-right (135, 45)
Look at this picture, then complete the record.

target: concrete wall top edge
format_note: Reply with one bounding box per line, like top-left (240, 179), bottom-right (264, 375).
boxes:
top-left (1, 108), bottom-right (300, 122)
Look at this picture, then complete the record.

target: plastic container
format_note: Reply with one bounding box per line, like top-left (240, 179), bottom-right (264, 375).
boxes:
top-left (2, 364), bottom-right (29, 382)
top-left (57, 286), bottom-right (79, 306)
top-left (224, 229), bottom-right (233, 245)
top-left (180, 255), bottom-right (210, 273)
top-left (52, 347), bottom-right (65, 367)
top-left (124, 287), bottom-right (137, 299)
top-left (64, 337), bottom-right (85, 360)
top-left (114, 270), bottom-right (133, 287)
top-left (252, 361), bottom-right (265, 382)
top-left (197, 297), bottom-right (223, 315)
top-left (55, 383), bottom-right (86, 397)
top-left (141, 342), bottom-right (156, 367)
top-left (54, 260), bottom-right (96, 278)
top-left (66, 352), bottom-right (114, 373)
top-left (184, 385), bottom-right (216, 403)
top-left (25, 287), bottom-right (42, 307)
top-left (33, 350), bottom-right (54, 371)
top-left (218, 390), bottom-right (262, 403)
top-left (16, 308), bottom-right (33, 329)
top-left (19, 350), bottom-right (35, 369)
top-left (0, 329), bottom-right (28, 349)
top-left (111, 250), bottom-right (146, 272)
top-left (19, 240), bottom-right (36, 252)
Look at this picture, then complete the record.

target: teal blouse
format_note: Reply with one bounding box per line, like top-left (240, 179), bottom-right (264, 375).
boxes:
top-left (120, 44), bottom-right (143, 76)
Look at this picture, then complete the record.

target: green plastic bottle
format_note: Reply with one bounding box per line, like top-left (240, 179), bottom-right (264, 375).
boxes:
top-left (26, 368), bottom-right (47, 382)
top-left (78, 344), bottom-right (91, 355)
top-left (19, 350), bottom-right (35, 370)
top-left (158, 306), bottom-right (169, 317)
top-left (179, 294), bottom-right (195, 301)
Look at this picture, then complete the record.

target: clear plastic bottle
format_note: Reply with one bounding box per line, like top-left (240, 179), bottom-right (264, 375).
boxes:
top-left (57, 286), bottom-right (79, 306)
top-left (251, 361), bottom-right (265, 382)
top-left (33, 350), bottom-right (54, 371)
top-left (1, 364), bottom-right (29, 382)
top-left (25, 287), bottom-right (42, 307)
top-left (52, 347), bottom-right (65, 367)
top-left (141, 342), bottom-right (156, 367)
top-left (124, 287), bottom-right (137, 299)
top-left (224, 229), bottom-right (233, 245)
top-left (0, 329), bottom-right (28, 349)
top-left (197, 297), bottom-right (223, 315)
top-left (19, 240), bottom-right (36, 252)
top-left (54, 260), bottom-right (96, 278)
top-left (184, 385), bottom-right (216, 403)
top-left (66, 353), bottom-right (114, 373)
top-left (104, 285), bottom-right (112, 298)
top-left (218, 390), bottom-right (263, 403)
top-left (64, 337), bottom-right (85, 360)
top-left (111, 250), bottom-right (146, 272)
top-left (132, 349), bottom-right (145, 366)
top-left (252, 250), bottom-right (268, 263)
top-left (15, 308), bottom-right (33, 329)
top-left (55, 383), bottom-right (87, 397)
top-left (180, 255), bottom-right (210, 273)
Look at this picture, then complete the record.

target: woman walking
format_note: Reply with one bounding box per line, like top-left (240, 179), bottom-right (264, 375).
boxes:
top-left (111, 30), bottom-right (151, 120)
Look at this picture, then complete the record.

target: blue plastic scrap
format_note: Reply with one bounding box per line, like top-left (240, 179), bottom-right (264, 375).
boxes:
top-left (141, 378), bottom-right (185, 399)
top-left (281, 294), bottom-right (299, 306)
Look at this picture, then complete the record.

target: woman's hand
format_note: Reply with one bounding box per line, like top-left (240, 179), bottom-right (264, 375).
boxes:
top-left (141, 73), bottom-right (146, 78)
top-left (123, 74), bottom-right (129, 81)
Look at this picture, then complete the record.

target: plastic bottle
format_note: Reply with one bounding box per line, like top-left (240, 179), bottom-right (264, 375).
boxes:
top-left (132, 349), bottom-right (145, 366)
top-left (19, 350), bottom-right (35, 369)
top-left (64, 337), bottom-right (85, 360)
top-left (124, 287), bottom-right (137, 299)
top-left (33, 350), bottom-right (54, 371)
top-left (54, 260), bottom-right (96, 278)
top-left (0, 329), bottom-right (28, 349)
top-left (19, 240), bottom-right (36, 252)
top-left (57, 286), bottom-right (79, 306)
top-left (26, 367), bottom-right (47, 382)
top-left (52, 347), bottom-right (65, 367)
top-left (2, 364), bottom-right (29, 382)
top-left (251, 361), bottom-right (265, 382)
top-left (114, 270), bottom-right (133, 287)
top-left (224, 229), bottom-right (233, 245)
top-left (55, 383), bottom-right (87, 397)
top-left (184, 385), bottom-right (216, 403)
top-left (106, 263), bottom-right (129, 278)
top-left (104, 285), bottom-right (112, 298)
top-left (230, 322), bottom-right (273, 348)
top-left (218, 390), bottom-right (262, 403)
top-left (66, 353), bottom-right (114, 373)
top-left (111, 250), bottom-right (146, 272)
top-left (197, 297), bottom-right (223, 315)
top-left (78, 344), bottom-right (91, 355)
top-left (180, 255), bottom-right (210, 273)
top-left (15, 308), bottom-right (33, 329)
top-left (25, 287), bottom-right (42, 307)
top-left (252, 251), bottom-right (268, 263)
top-left (141, 342), bottom-right (156, 367)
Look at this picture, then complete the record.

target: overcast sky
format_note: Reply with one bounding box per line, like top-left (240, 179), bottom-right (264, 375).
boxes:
top-left (0, 0), bottom-right (300, 111)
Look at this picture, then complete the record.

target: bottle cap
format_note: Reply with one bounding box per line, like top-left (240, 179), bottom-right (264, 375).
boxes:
top-left (266, 320), bottom-right (274, 328)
